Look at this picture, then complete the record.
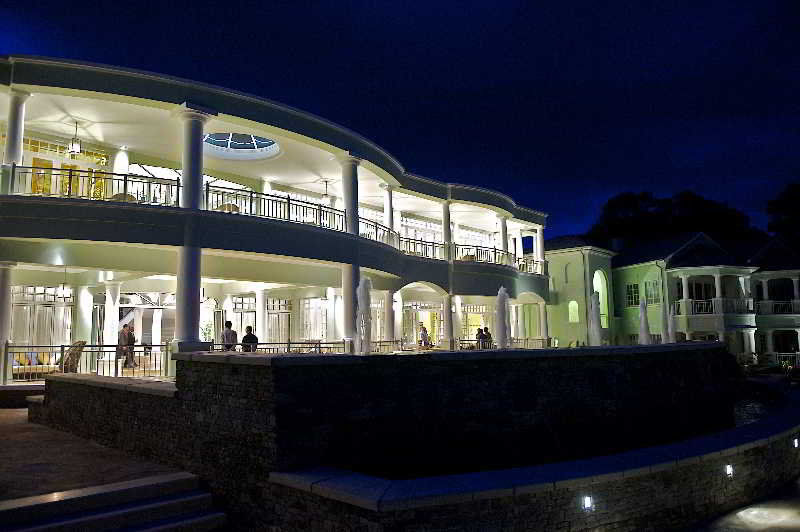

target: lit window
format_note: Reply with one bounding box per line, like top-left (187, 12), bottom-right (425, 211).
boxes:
top-left (625, 284), bottom-right (639, 307)
top-left (568, 301), bottom-right (579, 323)
top-left (645, 280), bottom-right (661, 305)
top-left (725, 464), bottom-right (734, 477)
top-left (203, 132), bottom-right (280, 160)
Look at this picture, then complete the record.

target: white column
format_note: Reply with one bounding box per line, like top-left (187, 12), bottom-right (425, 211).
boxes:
top-left (0, 263), bottom-right (12, 383)
top-left (339, 155), bottom-right (360, 235)
top-left (535, 226), bottom-right (545, 262)
top-left (2, 90), bottom-right (30, 165)
top-left (173, 108), bottom-right (209, 348)
top-left (72, 285), bottom-right (94, 343)
top-left (151, 309), bottom-right (162, 351)
top-left (762, 279), bottom-right (770, 301)
top-left (744, 329), bottom-right (755, 354)
top-left (102, 282), bottom-right (121, 346)
top-left (766, 329), bottom-right (775, 353)
top-left (342, 264), bottom-right (358, 348)
top-left (381, 184), bottom-right (394, 230)
top-left (793, 278), bottom-right (799, 300)
top-left (256, 289), bottom-right (268, 340)
top-left (538, 302), bottom-right (549, 344)
top-left (714, 273), bottom-right (722, 298)
top-left (442, 294), bottom-right (453, 349)
top-left (514, 230), bottom-right (524, 261)
top-left (384, 290), bottom-right (395, 342)
top-left (442, 201), bottom-right (452, 259)
top-left (498, 215), bottom-right (509, 253)
top-left (326, 287), bottom-right (337, 341)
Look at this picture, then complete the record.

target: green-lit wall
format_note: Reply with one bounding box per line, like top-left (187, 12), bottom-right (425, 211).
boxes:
top-left (611, 262), bottom-right (666, 344)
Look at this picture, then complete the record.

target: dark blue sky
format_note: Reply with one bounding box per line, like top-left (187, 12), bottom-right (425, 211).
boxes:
top-left (2, 1), bottom-right (798, 236)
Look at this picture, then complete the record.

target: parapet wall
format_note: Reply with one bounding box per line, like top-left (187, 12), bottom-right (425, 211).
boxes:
top-left (29, 343), bottom-right (748, 530)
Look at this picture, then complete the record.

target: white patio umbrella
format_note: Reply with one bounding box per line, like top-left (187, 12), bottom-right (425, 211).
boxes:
top-left (495, 286), bottom-right (511, 349)
top-left (639, 296), bottom-right (652, 345)
top-left (589, 292), bottom-right (603, 346)
top-left (354, 277), bottom-right (372, 355)
top-left (660, 298), bottom-right (670, 344)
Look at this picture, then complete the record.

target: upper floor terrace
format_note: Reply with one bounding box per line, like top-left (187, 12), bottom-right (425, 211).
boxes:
top-left (0, 56), bottom-right (548, 275)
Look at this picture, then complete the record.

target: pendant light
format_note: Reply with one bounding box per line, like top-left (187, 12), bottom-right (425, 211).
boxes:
top-left (67, 122), bottom-right (82, 155)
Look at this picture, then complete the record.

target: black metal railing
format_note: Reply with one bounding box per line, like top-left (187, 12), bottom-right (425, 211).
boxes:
top-left (11, 165), bottom-right (179, 206)
top-left (454, 244), bottom-right (515, 266)
top-left (398, 236), bottom-right (447, 260)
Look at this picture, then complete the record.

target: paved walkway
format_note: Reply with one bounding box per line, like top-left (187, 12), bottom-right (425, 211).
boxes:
top-left (0, 409), bottom-right (176, 501)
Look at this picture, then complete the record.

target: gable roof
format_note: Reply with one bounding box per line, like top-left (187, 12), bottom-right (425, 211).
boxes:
top-left (612, 232), bottom-right (742, 268)
top-left (544, 235), bottom-right (595, 251)
top-left (747, 237), bottom-right (800, 272)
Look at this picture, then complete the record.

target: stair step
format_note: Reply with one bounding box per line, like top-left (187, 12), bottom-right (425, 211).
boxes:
top-left (129, 511), bottom-right (227, 532)
top-left (9, 491), bottom-right (213, 532)
top-left (0, 472), bottom-right (199, 528)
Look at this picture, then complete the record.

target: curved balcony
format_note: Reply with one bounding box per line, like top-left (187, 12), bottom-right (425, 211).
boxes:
top-left (5, 165), bottom-right (543, 272)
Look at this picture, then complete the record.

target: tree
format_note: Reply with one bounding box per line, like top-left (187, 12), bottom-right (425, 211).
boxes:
top-left (585, 190), bottom-right (766, 248)
top-left (767, 183), bottom-right (800, 247)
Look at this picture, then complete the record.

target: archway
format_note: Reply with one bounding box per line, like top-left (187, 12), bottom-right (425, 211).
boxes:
top-left (397, 282), bottom-right (448, 348)
top-left (592, 270), bottom-right (609, 329)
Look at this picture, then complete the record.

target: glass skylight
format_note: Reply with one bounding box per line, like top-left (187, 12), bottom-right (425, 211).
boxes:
top-left (203, 132), bottom-right (280, 160)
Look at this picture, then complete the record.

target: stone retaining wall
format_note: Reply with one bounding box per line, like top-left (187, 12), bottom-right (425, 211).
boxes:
top-left (28, 343), bottom-right (753, 530)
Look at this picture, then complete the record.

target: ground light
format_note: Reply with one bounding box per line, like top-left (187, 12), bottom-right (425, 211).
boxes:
top-left (725, 464), bottom-right (734, 478)
top-left (582, 496), bottom-right (594, 511)
top-left (793, 438), bottom-right (798, 448)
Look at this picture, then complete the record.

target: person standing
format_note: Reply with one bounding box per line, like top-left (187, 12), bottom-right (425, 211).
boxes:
top-left (242, 326), bottom-right (258, 353)
top-left (222, 320), bottom-right (238, 351)
top-left (117, 324), bottom-right (129, 368)
top-left (483, 327), bottom-right (493, 349)
top-left (126, 325), bottom-right (138, 368)
top-left (419, 324), bottom-right (430, 348)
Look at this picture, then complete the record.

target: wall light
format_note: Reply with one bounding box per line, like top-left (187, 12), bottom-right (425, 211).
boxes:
top-left (582, 495), bottom-right (594, 511)
top-left (725, 464), bottom-right (734, 478)
top-left (793, 438), bottom-right (798, 448)
top-left (67, 122), bottom-right (82, 155)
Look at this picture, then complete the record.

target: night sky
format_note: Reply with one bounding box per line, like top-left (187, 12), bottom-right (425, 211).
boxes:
top-left (2, 2), bottom-right (798, 237)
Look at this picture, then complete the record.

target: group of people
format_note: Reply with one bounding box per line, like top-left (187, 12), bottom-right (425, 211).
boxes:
top-left (476, 327), bottom-right (493, 349)
top-left (222, 321), bottom-right (260, 352)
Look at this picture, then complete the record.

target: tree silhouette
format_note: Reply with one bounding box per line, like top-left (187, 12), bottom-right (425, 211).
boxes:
top-left (586, 190), bottom-right (766, 249)
top-left (767, 183), bottom-right (800, 247)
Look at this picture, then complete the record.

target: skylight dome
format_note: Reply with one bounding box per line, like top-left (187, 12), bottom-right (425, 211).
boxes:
top-left (203, 132), bottom-right (280, 160)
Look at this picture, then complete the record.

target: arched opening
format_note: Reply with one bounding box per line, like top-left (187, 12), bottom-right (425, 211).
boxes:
top-left (397, 281), bottom-right (448, 348)
top-left (592, 270), bottom-right (609, 328)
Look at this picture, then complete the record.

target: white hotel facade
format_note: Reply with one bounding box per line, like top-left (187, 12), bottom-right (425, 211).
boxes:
top-left (0, 56), bottom-right (551, 379)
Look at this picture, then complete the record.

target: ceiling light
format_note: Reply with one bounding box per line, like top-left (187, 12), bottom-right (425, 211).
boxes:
top-left (67, 122), bottom-right (81, 155)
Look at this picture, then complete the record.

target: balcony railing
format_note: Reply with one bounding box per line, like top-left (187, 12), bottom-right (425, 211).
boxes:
top-left (11, 165), bottom-right (179, 206)
top-left (693, 299), bottom-right (714, 314)
top-left (359, 218), bottom-right (399, 248)
top-left (454, 244), bottom-right (515, 266)
top-left (210, 341), bottom-right (348, 354)
top-left (757, 301), bottom-right (800, 315)
top-left (206, 184), bottom-right (346, 231)
top-left (7, 166), bottom-right (537, 270)
top-left (516, 257), bottom-right (547, 275)
top-left (399, 236), bottom-right (447, 260)
top-left (720, 298), bottom-right (754, 314)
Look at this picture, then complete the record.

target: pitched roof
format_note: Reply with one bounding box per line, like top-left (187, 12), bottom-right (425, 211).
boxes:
top-left (611, 232), bottom-right (743, 268)
top-left (747, 238), bottom-right (800, 271)
top-left (544, 235), bottom-right (595, 251)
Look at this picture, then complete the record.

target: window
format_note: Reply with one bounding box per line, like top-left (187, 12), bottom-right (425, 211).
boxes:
top-left (626, 284), bottom-right (639, 307)
top-left (266, 298), bottom-right (290, 311)
top-left (676, 280), bottom-right (683, 300)
top-left (232, 295), bottom-right (256, 311)
top-left (645, 280), bottom-right (661, 305)
top-left (300, 298), bottom-right (327, 340)
top-left (568, 301), bottom-right (579, 323)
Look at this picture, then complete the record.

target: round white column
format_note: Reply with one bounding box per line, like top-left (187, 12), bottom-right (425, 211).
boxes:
top-left (535, 226), bottom-right (545, 262)
top-left (102, 282), bottom-right (121, 346)
top-left (381, 184), bottom-right (394, 230)
top-left (341, 264), bottom-right (359, 349)
top-left (174, 245), bottom-right (201, 344)
top-left (762, 279), bottom-right (770, 301)
top-left (339, 155), bottom-right (360, 235)
top-left (442, 201), bottom-right (452, 260)
top-left (442, 294), bottom-right (453, 349)
top-left (0, 263), bottom-right (13, 384)
top-left (538, 302), bottom-right (549, 345)
top-left (256, 289), bottom-right (268, 340)
top-left (793, 278), bottom-right (799, 300)
top-left (714, 273), bottom-right (723, 298)
top-left (498, 215), bottom-right (509, 253)
top-left (178, 110), bottom-right (210, 210)
top-left (384, 290), bottom-right (395, 342)
top-left (72, 286), bottom-right (94, 343)
top-left (766, 329), bottom-right (775, 353)
top-left (2, 90), bottom-right (30, 165)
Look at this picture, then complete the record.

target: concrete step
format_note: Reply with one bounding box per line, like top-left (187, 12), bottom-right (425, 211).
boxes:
top-left (9, 491), bottom-right (214, 532)
top-left (0, 472), bottom-right (201, 528)
top-left (130, 510), bottom-right (227, 531)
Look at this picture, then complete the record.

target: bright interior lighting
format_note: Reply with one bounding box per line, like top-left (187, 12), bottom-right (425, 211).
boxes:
top-left (582, 496), bottom-right (593, 511)
top-left (725, 464), bottom-right (734, 477)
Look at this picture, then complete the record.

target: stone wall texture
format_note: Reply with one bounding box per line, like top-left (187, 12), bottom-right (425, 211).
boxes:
top-left (28, 343), bottom-right (761, 531)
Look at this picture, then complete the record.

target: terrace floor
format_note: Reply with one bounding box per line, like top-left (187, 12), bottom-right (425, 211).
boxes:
top-left (0, 409), bottom-right (177, 501)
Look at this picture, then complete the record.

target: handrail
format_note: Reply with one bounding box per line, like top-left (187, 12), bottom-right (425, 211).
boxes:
top-left (399, 236), bottom-right (447, 260)
top-left (359, 217), bottom-right (399, 247)
top-left (11, 165), bottom-right (180, 206)
top-left (454, 243), bottom-right (515, 266)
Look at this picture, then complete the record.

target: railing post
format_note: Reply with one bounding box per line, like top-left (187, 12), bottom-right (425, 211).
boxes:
top-left (249, 190), bottom-right (254, 215)
top-left (204, 183), bottom-right (210, 210)
top-left (123, 174), bottom-right (129, 200)
top-left (60, 345), bottom-right (65, 372)
top-left (286, 197), bottom-right (291, 220)
top-left (67, 169), bottom-right (73, 197)
top-left (1, 340), bottom-right (8, 385)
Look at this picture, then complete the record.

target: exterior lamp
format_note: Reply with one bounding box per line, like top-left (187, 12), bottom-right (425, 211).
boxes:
top-left (67, 122), bottom-right (82, 156)
top-left (320, 180), bottom-right (332, 205)
top-left (794, 438), bottom-right (798, 448)
top-left (725, 464), bottom-right (734, 478)
top-left (582, 496), bottom-right (594, 511)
